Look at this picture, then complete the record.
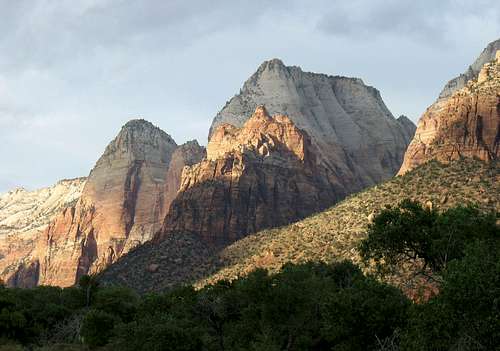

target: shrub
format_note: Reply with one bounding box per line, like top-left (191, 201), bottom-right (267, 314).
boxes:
top-left (80, 309), bottom-right (116, 348)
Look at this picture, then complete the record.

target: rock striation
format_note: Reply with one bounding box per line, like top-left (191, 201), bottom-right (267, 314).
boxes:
top-left (210, 59), bottom-right (415, 188)
top-left (101, 159), bottom-right (499, 295)
top-left (0, 178), bottom-right (86, 286)
top-left (159, 106), bottom-right (348, 245)
top-left (439, 38), bottom-right (500, 99)
top-left (3, 120), bottom-right (205, 287)
top-left (399, 47), bottom-right (500, 175)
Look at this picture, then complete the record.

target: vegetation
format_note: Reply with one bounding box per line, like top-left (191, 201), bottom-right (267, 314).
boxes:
top-left (1, 199), bottom-right (499, 350)
top-left (359, 199), bottom-right (499, 275)
top-left (101, 159), bottom-right (499, 293)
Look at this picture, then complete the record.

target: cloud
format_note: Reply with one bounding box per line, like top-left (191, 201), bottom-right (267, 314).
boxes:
top-left (0, 0), bottom-right (292, 71)
top-left (317, 0), bottom-right (500, 45)
top-left (0, 0), bottom-right (498, 192)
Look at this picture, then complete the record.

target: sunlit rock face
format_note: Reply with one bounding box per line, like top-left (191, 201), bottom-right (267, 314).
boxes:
top-left (210, 59), bottom-right (415, 189)
top-left (399, 47), bottom-right (500, 175)
top-left (438, 38), bottom-right (500, 99)
top-left (159, 106), bottom-right (354, 245)
top-left (0, 178), bottom-right (86, 287)
top-left (3, 120), bottom-right (205, 287)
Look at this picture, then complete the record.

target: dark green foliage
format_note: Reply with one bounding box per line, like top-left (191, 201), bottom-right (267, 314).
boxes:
top-left (80, 309), bottom-right (116, 348)
top-left (93, 286), bottom-right (139, 323)
top-left (359, 199), bottom-right (499, 274)
top-left (109, 261), bottom-right (409, 351)
top-left (401, 241), bottom-right (500, 350)
top-left (0, 203), bottom-right (499, 350)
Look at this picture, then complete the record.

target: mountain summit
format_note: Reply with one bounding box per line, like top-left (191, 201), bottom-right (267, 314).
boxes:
top-left (399, 45), bottom-right (500, 174)
top-left (211, 58), bottom-right (415, 189)
top-left (3, 120), bottom-right (205, 287)
top-left (439, 38), bottom-right (500, 99)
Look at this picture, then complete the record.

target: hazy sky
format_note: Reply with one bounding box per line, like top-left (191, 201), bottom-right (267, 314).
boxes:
top-left (1, 0), bottom-right (499, 192)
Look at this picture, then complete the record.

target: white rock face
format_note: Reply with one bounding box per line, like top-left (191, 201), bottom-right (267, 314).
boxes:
top-left (439, 38), bottom-right (500, 99)
top-left (210, 59), bottom-right (415, 188)
top-left (0, 178), bottom-right (85, 283)
top-left (0, 178), bottom-right (86, 239)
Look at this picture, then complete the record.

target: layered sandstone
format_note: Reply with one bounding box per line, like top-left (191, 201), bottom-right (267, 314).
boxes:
top-left (439, 38), bottom-right (500, 99)
top-left (0, 178), bottom-right (86, 285)
top-left (158, 106), bottom-right (344, 245)
top-left (4, 120), bottom-right (205, 287)
top-left (398, 49), bottom-right (500, 174)
top-left (210, 59), bottom-right (415, 189)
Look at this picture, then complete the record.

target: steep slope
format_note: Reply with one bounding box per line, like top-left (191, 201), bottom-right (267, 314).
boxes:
top-left (0, 178), bottom-right (86, 238)
top-left (211, 59), bottom-right (415, 188)
top-left (157, 106), bottom-right (343, 245)
top-left (3, 120), bottom-right (205, 287)
top-left (439, 38), bottom-right (500, 99)
top-left (0, 178), bottom-right (86, 285)
top-left (101, 159), bottom-right (499, 293)
top-left (399, 49), bottom-right (500, 174)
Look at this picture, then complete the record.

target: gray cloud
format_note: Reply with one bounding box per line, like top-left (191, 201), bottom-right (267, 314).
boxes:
top-left (318, 0), bottom-right (500, 45)
top-left (0, 0), bottom-right (499, 192)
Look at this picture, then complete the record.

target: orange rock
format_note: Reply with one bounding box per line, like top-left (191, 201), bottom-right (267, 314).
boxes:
top-left (5, 120), bottom-right (204, 287)
top-left (156, 106), bottom-right (345, 245)
top-left (399, 52), bottom-right (500, 175)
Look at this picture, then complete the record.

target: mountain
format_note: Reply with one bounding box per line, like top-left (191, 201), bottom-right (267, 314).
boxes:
top-left (101, 159), bottom-right (499, 294)
top-left (211, 59), bottom-right (416, 188)
top-left (156, 106), bottom-right (342, 245)
top-left (100, 49), bottom-right (498, 295)
top-left (0, 178), bottom-right (86, 285)
top-left (439, 38), bottom-right (500, 99)
top-left (3, 120), bottom-right (205, 287)
top-left (399, 47), bottom-right (500, 174)
top-left (2, 59), bottom-right (415, 288)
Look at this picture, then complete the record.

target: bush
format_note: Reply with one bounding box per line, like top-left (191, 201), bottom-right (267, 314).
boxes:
top-left (402, 241), bottom-right (500, 350)
top-left (359, 199), bottom-right (499, 275)
top-left (80, 309), bottom-right (116, 348)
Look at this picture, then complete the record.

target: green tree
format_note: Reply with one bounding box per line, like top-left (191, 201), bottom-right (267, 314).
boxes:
top-left (359, 200), bottom-right (499, 275)
top-left (402, 241), bottom-right (500, 350)
top-left (93, 286), bottom-right (139, 323)
top-left (80, 309), bottom-right (116, 348)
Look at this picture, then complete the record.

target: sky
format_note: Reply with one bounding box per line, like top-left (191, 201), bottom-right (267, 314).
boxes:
top-left (0, 0), bottom-right (499, 193)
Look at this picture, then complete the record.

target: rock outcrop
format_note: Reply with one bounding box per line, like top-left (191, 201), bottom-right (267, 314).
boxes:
top-left (439, 38), bottom-right (500, 99)
top-left (399, 48), bottom-right (500, 174)
top-left (3, 120), bottom-right (205, 287)
top-left (158, 106), bottom-right (347, 245)
top-left (0, 178), bottom-right (86, 285)
top-left (210, 59), bottom-right (415, 189)
top-left (101, 159), bottom-right (499, 294)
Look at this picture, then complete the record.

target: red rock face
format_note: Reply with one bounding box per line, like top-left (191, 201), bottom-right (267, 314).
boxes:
top-left (399, 53), bottom-right (500, 174)
top-left (157, 106), bottom-right (345, 245)
top-left (6, 121), bottom-right (205, 287)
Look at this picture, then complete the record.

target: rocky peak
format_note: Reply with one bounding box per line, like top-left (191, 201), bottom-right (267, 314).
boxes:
top-left (4, 119), bottom-right (189, 287)
top-left (158, 108), bottom-right (341, 245)
top-left (100, 119), bottom-right (177, 164)
top-left (398, 45), bottom-right (500, 175)
top-left (258, 58), bottom-right (287, 72)
top-left (210, 59), bottom-right (415, 189)
top-left (439, 38), bottom-right (500, 99)
top-left (207, 105), bottom-right (312, 163)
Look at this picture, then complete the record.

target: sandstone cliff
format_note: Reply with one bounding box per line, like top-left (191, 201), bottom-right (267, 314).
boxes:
top-left (439, 38), bottom-right (500, 99)
top-left (4, 120), bottom-right (205, 287)
top-left (210, 59), bottom-right (415, 188)
top-left (158, 106), bottom-right (342, 245)
top-left (398, 49), bottom-right (500, 175)
top-left (0, 178), bottom-right (86, 285)
top-left (101, 159), bottom-right (499, 294)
